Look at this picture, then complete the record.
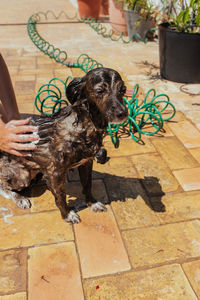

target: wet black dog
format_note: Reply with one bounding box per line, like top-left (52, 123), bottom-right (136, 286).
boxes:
top-left (0, 67), bottom-right (128, 223)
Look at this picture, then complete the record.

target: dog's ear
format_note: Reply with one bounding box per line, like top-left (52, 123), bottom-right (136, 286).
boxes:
top-left (66, 77), bottom-right (86, 104)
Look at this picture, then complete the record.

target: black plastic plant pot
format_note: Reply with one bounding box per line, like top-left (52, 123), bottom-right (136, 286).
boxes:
top-left (159, 23), bottom-right (200, 83)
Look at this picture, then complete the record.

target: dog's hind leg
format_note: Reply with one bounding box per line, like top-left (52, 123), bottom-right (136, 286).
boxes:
top-left (0, 183), bottom-right (31, 209)
top-left (78, 160), bottom-right (107, 212)
top-left (44, 170), bottom-right (81, 224)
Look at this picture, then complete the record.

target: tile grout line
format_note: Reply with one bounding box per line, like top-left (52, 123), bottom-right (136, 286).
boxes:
top-left (83, 257), bottom-right (200, 283)
top-left (0, 239), bottom-right (75, 253)
top-left (180, 264), bottom-right (200, 300)
top-left (27, 247), bottom-right (29, 300)
top-left (71, 224), bottom-right (86, 300)
top-left (120, 217), bottom-right (200, 232)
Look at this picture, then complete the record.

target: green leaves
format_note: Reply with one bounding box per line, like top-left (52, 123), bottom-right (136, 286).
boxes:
top-left (170, 0), bottom-right (200, 33)
top-left (196, 7), bottom-right (200, 25)
top-left (117, 0), bottom-right (200, 33)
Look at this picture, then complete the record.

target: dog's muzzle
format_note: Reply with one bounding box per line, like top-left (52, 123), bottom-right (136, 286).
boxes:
top-left (109, 106), bottom-right (128, 124)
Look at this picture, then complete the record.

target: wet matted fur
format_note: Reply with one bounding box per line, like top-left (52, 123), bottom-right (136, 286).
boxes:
top-left (0, 67), bottom-right (128, 223)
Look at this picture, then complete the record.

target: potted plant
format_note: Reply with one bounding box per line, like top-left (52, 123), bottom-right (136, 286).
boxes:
top-left (77, 0), bottom-right (102, 19)
top-left (108, 0), bottom-right (128, 34)
top-left (116, 0), bottom-right (158, 40)
top-left (158, 0), bottom-right (200, 83)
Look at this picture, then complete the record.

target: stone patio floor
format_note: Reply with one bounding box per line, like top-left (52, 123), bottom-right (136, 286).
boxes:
top-left (1, 0), bottom-right (200, 299)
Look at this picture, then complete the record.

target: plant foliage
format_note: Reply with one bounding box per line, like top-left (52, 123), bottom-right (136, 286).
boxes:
top-left (116, 0), bottom-right (158, 20)
top-left (116, 0), bottom-right (200, 32)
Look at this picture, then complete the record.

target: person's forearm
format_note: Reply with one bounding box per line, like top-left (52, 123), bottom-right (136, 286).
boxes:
top-left (0, 103), bottom-right (7, 123)
top-left (0, 53), bottom-right (20, 122)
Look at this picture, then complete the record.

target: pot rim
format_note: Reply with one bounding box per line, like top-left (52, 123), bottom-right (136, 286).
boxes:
top-left (158, 22), bottom-right (200, 37)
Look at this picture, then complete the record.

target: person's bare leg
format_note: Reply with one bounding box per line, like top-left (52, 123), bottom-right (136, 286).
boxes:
top-left (0, 53), bottom-right (20, 122)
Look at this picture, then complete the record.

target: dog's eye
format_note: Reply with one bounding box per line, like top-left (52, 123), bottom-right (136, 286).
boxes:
top-left (96, 89), bottom-right (104, 95)
top-left (120, 86), bottom-right (126, 94)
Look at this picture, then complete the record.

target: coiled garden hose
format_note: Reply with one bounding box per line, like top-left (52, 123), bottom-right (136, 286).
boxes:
top-left (80, 15), bottom-right (156, 44)
top-left (27, 11), bottom-right (103, 73)
top-left (27, 10), bottom-right (156, 73)
top-left (35, 77), bottom-right (176, 146)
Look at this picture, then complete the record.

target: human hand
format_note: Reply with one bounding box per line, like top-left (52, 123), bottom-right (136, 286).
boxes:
top-left (0, 116), bottom-right (39, 156)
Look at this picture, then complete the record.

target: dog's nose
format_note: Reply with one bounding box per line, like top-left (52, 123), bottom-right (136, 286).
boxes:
top-left (117, 111), bottom-right (127, 119)
top-left (116, 107), bottom-right (128, 120)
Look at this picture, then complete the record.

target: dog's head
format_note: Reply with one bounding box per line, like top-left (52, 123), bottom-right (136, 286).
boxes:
top-left (66, 67), bottom-right (128, 124)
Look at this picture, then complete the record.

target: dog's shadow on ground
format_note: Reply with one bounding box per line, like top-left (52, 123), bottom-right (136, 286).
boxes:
top-left (21, 169), bottom-right (166, 214)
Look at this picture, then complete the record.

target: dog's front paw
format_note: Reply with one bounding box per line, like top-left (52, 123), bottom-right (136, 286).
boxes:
top-left (65, 210), bottom-right (81, 224)
top-left (15, 197), bottom-right (31, 210)
top-left (91, 202), bottom-right (107, 212)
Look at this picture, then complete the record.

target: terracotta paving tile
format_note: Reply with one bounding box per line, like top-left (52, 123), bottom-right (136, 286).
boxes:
top-left (168, 120), bottom-right (200, 148)
top-left (18, 64), bottom-right (36, 70)
top-left (18, 57), bottom-right (36, 65)
top-left (0, 196), bottom-right (30, 218)
top-left (158, 123), bottom-right (174, 137)
top-left (0, 249), bottom-right (27, 295)
top-left (182, 259), bottom-right (200, 298)
top-left (170, 111), bottom-right (188, 122)
top-left (15, 81), bottom-right (35, 93)
top-left (187, 111), bottom-right (200, 131)
top-left (93, 156), bottom-right (137, 179)
top-left (173, 167), bottom-right (200, 191)
top-left (122, 220), bottom-right (200, 269)
top-left (30, 189), bottom-right (57, 213)
top-left (74, 206), bottom-right (131, 278)
top-left (104, 136), bottom-right (156, 157)
top-left (16, 94), bottom-right (35, 103)
top-left (131, 153), bottom-right (179, 194)
top-left (189, 148), bottom-right (200, 164)
top-left (36, 56), bottom-right (55, 65)
top-left (36, 63), bottom-right (56, 69)
top-left (0, 211), bottom-right (73, 251)
top-left (28, 242), bottom-right (84, 300)
top-left (18, 69), bottom-right (54, 76)
top-left (13, 75), bottom-right (36, 82)
top-left (152, 136), bottom-right (199, 170)
top-left (0, 292), bottom-right (26, 300)
top-left (53, 68), bottom-right (73, 78)
top-left (7, 67), bottom-right (19, 76)
top-left (84, 264), bottom-right (198, 300)
top-left (17, 102), bottom-right (35, 114)
top-left (111, 193), bottom-right (160, 230)
top-left (71, 68), bottom-right (86, 78)
top-left (153, 190), bottom-right (200, 223)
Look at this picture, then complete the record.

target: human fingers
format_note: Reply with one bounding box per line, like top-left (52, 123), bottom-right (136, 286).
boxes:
top-left (10, 142), bottom-right (37, 151)
top-left (9, 149), bottom-right (31, 157)
top-left (11, 133), bottom-right (39, 143)
top-left (7, 118), bottom-right (32, 127)
top-left (12, 125), bottom-right (38, 134)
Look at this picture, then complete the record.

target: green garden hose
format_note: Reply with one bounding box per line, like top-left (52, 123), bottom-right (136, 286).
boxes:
top-left (27, 10), bottom-right (156, 72)
top-left (27, 11), bottom-right (103, 73)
